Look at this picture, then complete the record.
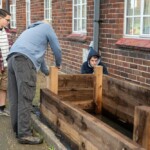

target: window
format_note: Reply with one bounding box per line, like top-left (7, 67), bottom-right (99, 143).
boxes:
top-left (44, 0), bottom-right (52, 23)
top-left (73, 0), bottom-right (87, 33)
top-left (10, 4), bottom-right (16, 28)
top-left (124, 0), bottom-right (150, 38)
top-left (82, 48), bottom-right (89, 62)
top-left (26, 0), bottom-right (31, 27)
top-left (0, 0), bottom-right (2, 8)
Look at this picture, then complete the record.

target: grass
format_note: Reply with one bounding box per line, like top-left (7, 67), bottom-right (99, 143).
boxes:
top-left (33, 72), bottom-right (47, 106)
top-left (48, 145), bottom-right (55, 150)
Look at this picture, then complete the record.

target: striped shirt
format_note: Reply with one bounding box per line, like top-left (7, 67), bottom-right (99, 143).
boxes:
top-left (0, 28), bottom-right (9, 67)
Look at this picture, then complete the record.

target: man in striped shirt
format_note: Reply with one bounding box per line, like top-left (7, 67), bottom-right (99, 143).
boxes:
top-left (0, 9), bottom-right (11, 116)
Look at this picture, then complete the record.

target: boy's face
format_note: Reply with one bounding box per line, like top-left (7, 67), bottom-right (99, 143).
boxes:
top-left (89, 57), bottom-right (99, 67)
top-left (0, 15), bottom-right (10, 28)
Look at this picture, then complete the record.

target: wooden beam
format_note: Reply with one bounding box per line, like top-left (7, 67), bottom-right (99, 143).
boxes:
top-left (102, 75), bottom-right (150, 124)
top-left (49, 67), bottom-right (58, 94)
top-left (94, 66), bottom-right (103, 114)
top-left (133, 106), bottom-right (150, 150)
top-left (66, 99), bottom-right (94, 110)
top-left (40, 89), bottom-right (145, 150)
top-left (58, 74), bottom-right (94, 89)
top-left (58, 88), bottom-right (94, 101)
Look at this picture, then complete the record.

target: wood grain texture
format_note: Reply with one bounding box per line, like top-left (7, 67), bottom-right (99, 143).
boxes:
top-left (133, 106), bottom-right (150, 150)
top-left (40, 89), bottom-right (145, 150)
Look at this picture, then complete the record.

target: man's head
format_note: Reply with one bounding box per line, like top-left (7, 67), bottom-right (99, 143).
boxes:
top-left (89, 55), bottom-right (99, 67)
top-left (0, 9), bottom-right (11, 28)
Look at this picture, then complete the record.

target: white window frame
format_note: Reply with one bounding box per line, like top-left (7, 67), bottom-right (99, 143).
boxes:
top-left (10, 4), bottom-right (16, 29)
top-left (44, 0), bottom-right (52, 23)
top-left (124, 0), bottom-right (150, 38)
top-left (26, 0), bottom-right (31, 27)
top-left (72, 0), bottom-right (87, 34)
top-left (0, 0), bottom-right (2, 8)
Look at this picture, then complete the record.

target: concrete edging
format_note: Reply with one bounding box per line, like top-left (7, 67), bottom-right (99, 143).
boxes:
top-left (31, 114), bottom-right (67, 150)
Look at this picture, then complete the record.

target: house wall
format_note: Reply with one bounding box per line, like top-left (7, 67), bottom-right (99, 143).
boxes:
top-left (99, 1), bottom-right (150, 86)
top-left (51, 0), bottom-right (94, 73)
top-left (7, 0), bottom-right (150, 87)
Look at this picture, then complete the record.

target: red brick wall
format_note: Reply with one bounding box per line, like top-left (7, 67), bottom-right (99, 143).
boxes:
top-left (15, 0), bottom-right (26, 35)
top-left (99, 1), bottom-right (150, 87)
top-left (30, 0), bottom-right (44, 23)
top-left (51, 0), bottom-right (94, 73)
top-left (9, 0), bottom-right (150, 87)
top-left (15, 0), bottom-right (44, 35)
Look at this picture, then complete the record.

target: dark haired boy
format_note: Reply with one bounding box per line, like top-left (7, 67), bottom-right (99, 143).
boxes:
top-left (81, 47), bottom-right (108, 74)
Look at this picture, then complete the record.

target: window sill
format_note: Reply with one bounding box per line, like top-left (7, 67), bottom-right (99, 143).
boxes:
top-left (66, 33), bottom-right (87, 42)
top-left (116, 38), bottom-right (150, 51)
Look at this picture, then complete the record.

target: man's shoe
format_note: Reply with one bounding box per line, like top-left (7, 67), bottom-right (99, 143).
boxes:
top-left (0, 109), bottom-right (10, 117)
top-left (18, 135), bottom-right (43, 144)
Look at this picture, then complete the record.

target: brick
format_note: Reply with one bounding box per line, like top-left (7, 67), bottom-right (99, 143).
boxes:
top-left (134, 58), bottom-right (143, 65)
top-left (128, 74), bottom-right (137, 80)
top-left (146, 79), bottom-right (150, 84)
top-left (130, 63), bottom-right (138, 69)
top-left (137, 76), bottom-right (146, 83)
top-left (142, 72), bottom-right (150, 78)
top-left (143, 60), bottom-right (150, 66)
top-left (138, 65), bottom-right (147, 72)
top-left (9, 0), bottom-right (150, 87)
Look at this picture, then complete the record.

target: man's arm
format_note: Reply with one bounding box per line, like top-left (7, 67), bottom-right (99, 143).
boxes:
top-left (40, 59), bottom-right (49, 76)
top-left (46, 24), bottom-right (62, 67)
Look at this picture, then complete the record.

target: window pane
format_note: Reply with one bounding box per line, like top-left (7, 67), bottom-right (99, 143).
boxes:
top-left (143, 17), bottom-right (150, 34)
top-left (82, 19), bottom-right (86, 30)
top-left (73, 0), bottom-right (87, 33)
top-left (133, 17), bottom-right (140, 35)
top-left (82, 0), bottom-right (86, 3)
top-left (144, 0), bottom-right (150, 15)
top-left (82, 4), bottom-right (86, 18)
top-left (74, 0), bottom-right (77, 5)
top-left (74, 6), bottom-right (77, 18)
top-left (45, 10), bottom-right (48, 18)
top-left (134, 0), bottom-right (141, 15)
top-left (78, 5), bottom-right (81, 18)
top-left (44, 0), bottom-right (47, 8)
top-left (11, 15), bottom-right (14, 20)
top-left (74, 19), bottom-right (77, 31)
top-left (78, 19), bottom-right (81, 31)
top-left (126, 18), bottom-right (133, 34)
top-left (127, 0), bottom-right (133, 16)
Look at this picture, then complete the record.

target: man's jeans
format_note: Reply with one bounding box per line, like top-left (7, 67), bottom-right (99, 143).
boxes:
top-left (7, 53), bottom-right (36, 137)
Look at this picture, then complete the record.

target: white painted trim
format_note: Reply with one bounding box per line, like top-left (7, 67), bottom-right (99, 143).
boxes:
top-left (10, 4), bottom-right (16, 29)
top-left (26, 0), bottom-right (31, 28)
top-left (44, 0), bottom-right (52, 23)
top-left (124, 0), bottom-right (150, 38)
top-left (0, 0), bottom-right (2, 8)
top-left (72, 0), bottom-right (87, 34)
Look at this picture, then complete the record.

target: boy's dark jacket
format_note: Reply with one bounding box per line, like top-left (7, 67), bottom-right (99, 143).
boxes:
top-left (81, 47), bottom-right (108, 74)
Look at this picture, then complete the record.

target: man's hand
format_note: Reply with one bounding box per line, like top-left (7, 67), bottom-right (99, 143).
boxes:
top-left (56, 66), bottom-right (61, 70)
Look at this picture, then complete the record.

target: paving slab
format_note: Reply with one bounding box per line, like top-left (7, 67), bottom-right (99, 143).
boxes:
top-left (0, 115), bottom-right (48, 150)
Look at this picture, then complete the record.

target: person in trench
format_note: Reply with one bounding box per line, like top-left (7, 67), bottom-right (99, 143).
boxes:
top-left (81, 46), bottom-right (108, 75)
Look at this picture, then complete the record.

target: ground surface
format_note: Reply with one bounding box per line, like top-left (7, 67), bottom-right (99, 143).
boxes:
top-left (0, 115), bottom-right (49, 150)
top-left (0, 72), bottom-right (49, 150)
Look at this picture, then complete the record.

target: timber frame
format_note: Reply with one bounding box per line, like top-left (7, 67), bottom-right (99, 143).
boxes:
top-left (40, 66), bottom-right (149, 150)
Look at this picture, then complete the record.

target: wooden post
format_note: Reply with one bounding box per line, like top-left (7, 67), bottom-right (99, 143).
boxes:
top-left (48, 66), bottom-right (58, 94)
top-left (133, 106), bottom-right (150, 150)
top-left (94, 66), bottom-right (103, 114)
